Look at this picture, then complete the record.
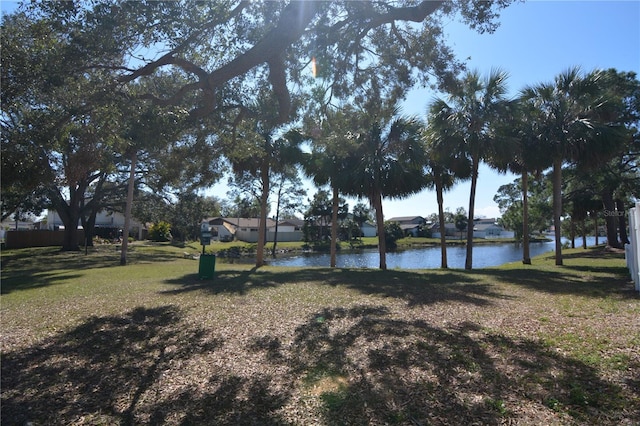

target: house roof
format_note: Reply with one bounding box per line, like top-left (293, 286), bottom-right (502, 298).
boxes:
top-left (279, 218), bottom-right (305, 227)
top-left (388, 216), bottom-right (425, 224)
top-left (473, 223), bottom-right (503, 231)
top-left (398, 224), bottom-right (420, 231)
top-left (207, 217), bottom-right (277, 228)
top-left (430, 223), bottom-right (457, 230)
top-left (473, 218), bottom-right (498, 224)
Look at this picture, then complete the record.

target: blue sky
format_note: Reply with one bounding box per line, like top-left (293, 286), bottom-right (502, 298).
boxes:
top-left (3, 1), bottom-right (639, 219)
top-left (395, 0), bottom-right (640, 220)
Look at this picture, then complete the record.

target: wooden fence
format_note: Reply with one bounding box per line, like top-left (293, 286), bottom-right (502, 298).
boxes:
top-left (4, 230), bottom-right (85, 249)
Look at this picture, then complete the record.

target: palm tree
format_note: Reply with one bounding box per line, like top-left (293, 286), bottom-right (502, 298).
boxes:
top-left (424, 101), bottom-right (471, 268)
top-left (431, 69), bottom-right (509, 269)
top-left (489, 99), bottom-right (550, 264)
top-left (303, 108), bottom-right (359, 267)
top-left (521, 67), bottom-right (626, 264)
top-left (344, 111), bottom-right (429, 270)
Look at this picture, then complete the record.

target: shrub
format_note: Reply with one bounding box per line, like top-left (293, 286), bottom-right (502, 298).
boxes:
top-left (384, 221), bottom-right (404, 250)
top-left (148, 221), bottom-right (172, 242)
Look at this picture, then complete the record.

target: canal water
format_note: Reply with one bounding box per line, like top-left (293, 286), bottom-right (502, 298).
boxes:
top-left (267, 236), bottom-right (602, 269)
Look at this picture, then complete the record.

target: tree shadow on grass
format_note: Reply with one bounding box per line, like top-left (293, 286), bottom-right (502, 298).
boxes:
top-left (478, 265), bottom-right (637, 298)
top-left (0, 247), bottom-right (185, 294)
top-left (561, 245), bottom-right (625, 260)
top-left (162, 267), bottom-right (509, 307)
top-left (0, 305), bottom-right (290, 425)
top-left (0, 271), bottom-right (86, 294)
top-left (2, 304), bottom-right (636, 424)
top-left (251, 305), bottom-right (637, 425)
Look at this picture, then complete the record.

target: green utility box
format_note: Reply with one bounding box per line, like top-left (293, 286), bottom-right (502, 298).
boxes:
top-left (199, 254), bottom-right (216, 279)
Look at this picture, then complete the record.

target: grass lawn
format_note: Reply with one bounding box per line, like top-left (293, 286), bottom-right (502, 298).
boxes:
top-left (1, 243), bottom-right (638, 425)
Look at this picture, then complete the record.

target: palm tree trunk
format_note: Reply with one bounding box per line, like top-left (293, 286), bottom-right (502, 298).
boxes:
top-left (465, 155), bottom-right (479, 270)
top-left (521, 170), bottom-right (531, 264)
top-left (552, 157), bottom-right (563, 266)
top-left (330, 185), bottom-right (339, 268)
top-left (435, 175), bottom-right (448, 268)
top-left (373, 192), bottom-right (387, 270)
top-left (120, 151), bottom-right (137, 266)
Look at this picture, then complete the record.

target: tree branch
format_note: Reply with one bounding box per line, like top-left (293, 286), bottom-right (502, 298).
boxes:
top-left (119, 1), bottom-right (445, 117)
top-left (205, 1), bottom-right (321, 89)
top-left (267, 53), bottom-right (290, 122)
top-left (117, 1), bottom-right (249, 84)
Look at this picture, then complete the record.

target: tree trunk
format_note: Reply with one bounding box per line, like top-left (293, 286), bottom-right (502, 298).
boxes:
top-left (593, 211), bottom-right (599, 245)
top-left (601, 189), bottom-right (621, 248)
top-left (552, 157), bottom-right (563, 266)
top-left (120, 151), bottom-right (137, 266)
top-left (272, 220), bottom-right (279, 257)
top-left (272, 184), bottom-right (283, 257)
top-left (465, 154), bottom-right (479, 270)
top-left (61, 208), bottom-right (81, 251)
top-left (52, 184), bottom-right (85, 252)
top-left (372, 192), bottom-right (387, 270)
top-left (330, 185), bottom-right (339, 268)
top-left (435, 175), bottom-right (448, 269)
top-left (581, 219), bottom-right (587, 249)
top-left (521, 170), bottom-right (531, 264)
top-left (81, 206), bottom-right (99, 248)
top-left (616, 198), bottom-right (629, 245)
top-left (570, 219), bottom-right (576, 249)
top-left (82, 174), bottom-right (106, 249)
top-left (256, 165), bottom-right (270, 267)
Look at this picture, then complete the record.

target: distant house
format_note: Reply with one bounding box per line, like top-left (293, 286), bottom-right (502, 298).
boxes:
top-left (46, 209), bottom-right (142, 236)
top-left (0, 219), bottom-right (35, 243)
top-left (388, 216), bottom-right (426, 237)
top-left (472, 218), bottom-right (506, 239)
top-left (205, 217), bottom-right (235, 241)
top-left (0, 219), bottom-right (35, 231)
top-left (431, 223), bottom-right (460, 239)
top-left (274, 218), bottom-right (305, 242)
top-left (430, 218), bottom-right (509, 239)
top-left (360, 221), bottom-right (377, 237)
top-left (205, 217), bottom-right (303, 243)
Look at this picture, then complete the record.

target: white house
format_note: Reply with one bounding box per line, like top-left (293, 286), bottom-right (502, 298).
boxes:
top-left (271, 218), bottom-right (305, 242)
top-left (205, 217), bottom-right (304, 243)
top-left (46, 209), bottom-right (141, 233)
top-left (472, 218), bottom-right (507, 239)
top-left (205, 217), bottom-right (236, 241)
top-left (360, 222), bottom-right (377, 237)
top-left (430, 218), bottom-right (510, 239)
top-left (0, 219), bottom-right (35, 231)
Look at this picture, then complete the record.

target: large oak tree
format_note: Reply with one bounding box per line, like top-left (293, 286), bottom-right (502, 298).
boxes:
top-left (3, 0), bottom-right (515, 253)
